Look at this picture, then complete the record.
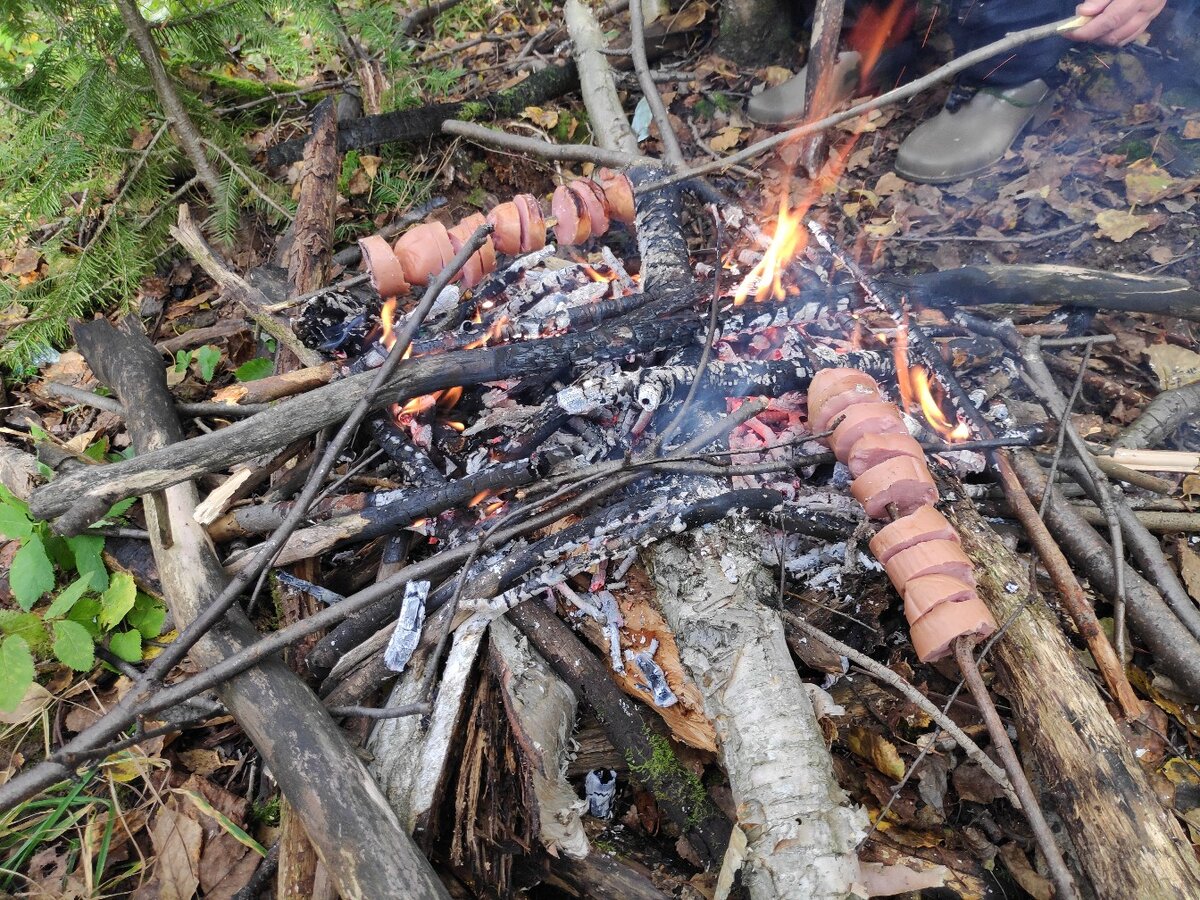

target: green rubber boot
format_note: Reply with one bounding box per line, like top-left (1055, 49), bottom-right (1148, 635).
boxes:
top-left (746, 51), bottom-right (862, 126)
top-left (894, 79), bottom-right (1053, 184)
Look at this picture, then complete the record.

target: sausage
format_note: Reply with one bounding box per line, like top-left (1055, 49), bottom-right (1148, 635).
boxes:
top-left (811, 385), bottom-right (885, 434)
top-left (513, 194), bottom-right (546, 252)
top-left (570, 179), bottom-right (610, 236)
top-left (358, 235), bottom-right (409, 298)
top-left (883, 539), bottom-right (975, 590)
top-left (849, 455), bottom-right (938, 519)
top-left (552, 185), bottom-right (591, 245)
top-left (868, 506), bottom-right (959, 564)
top-left (487, 202), bottom-right (522, 255)
top-left (846, 432), bottom-right (925, 478)
top-left (393, 221), bottom-right (454, 286)
top-left (808, 369), bottom-right (881, 431)
top-left (447, 219), bottom-right (484, 287)
top-left (830, 402), bottom-right (907, 462)
top-left (458, 212), bottom-right (496, 283)
top-left (596, 168), bottom-right (636, 224)
top-left (902, 574), bottom-right (977, 625)
top-left (909, 596), bottom-right (996, 662)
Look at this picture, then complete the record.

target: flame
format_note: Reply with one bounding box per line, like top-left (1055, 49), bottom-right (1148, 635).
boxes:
top-left (380, 298), bottom-right (397, 351)
top-left (463, 313), bottom-right (511, 351)
top-left (468, 489), bottom-right (491, 507)
top-left (733, 194), bottom-right (806, 306)
top-left (437, 385), bottom-right (463, 410)
top-left (845, 0), bottom-right (916, 89)
top-left (893, 332), bottom-right (969, 441)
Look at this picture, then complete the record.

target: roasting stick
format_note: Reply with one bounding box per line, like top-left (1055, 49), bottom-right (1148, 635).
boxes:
top-left (815, 368), bottom-right (1080, 900)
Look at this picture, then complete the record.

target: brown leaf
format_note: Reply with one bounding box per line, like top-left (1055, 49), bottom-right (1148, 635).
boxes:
top-left (12, 247), bottom-right (41, 276)
top-left (520, 105), bottom-right (559, 129)
top-left (708, 126), bottom-right (742, 152)
top-left (998, 843), bottom-right (1053, 900)
top-left (1146, 344), bottom-right (1200, 390)
top-left (761, 65), bottom-right (795, 87)
top-left (1124, 158), bottom-right (1178, 206)
top-left (1093, 208), bottom-right (1163, 243)
top-left (1184, 119), bottom-right (1200, 140)
top-left (1180, 542), bottom-right (1200, 606)
top-left (358, 155), bottom-right (382, 179)
top-left (150, 805), bottom-right (203, 900)
top-left (952, 760), bottom-right (1009, 804)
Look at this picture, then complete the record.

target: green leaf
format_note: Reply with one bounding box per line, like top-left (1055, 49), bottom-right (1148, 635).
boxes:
top-left (82, 437), bottom-right (109, 462)
top-left (10, 534), bottom-right (55, 610)
top-left (174, 349), bottom-right (193, 373)
top-left (108, 630), bottom-right (142, 663)
top-left (0, 484), bottom-right (30, 515)
top-left (196, 345), bottom-right (222, 383)
top-left (0, 611), bottom-right (49, 649)
top-left (127, 593), bottom-right (167, 639)
top-left (46, 576), bottom-right (92, 618)
top-left (105, 498), bottom-right (137, 519)
top-left (234, 357), bottom-right (273, 382)
top-left (0, 636), bottom-right (35, 713)
top-left (0, 501), bottom-right (33, 541)
top-left (98, 572), bottom-right (136, 631)
top-left (67, 533), bottom-right (108, 592)
top-left (68, 599), bottom-right (103, 638)
top-left (52, 620), bottom-right (94, 671)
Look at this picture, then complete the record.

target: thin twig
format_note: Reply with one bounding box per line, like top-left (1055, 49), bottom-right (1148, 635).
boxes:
top-left (629, 0), bottom-right (683, 166)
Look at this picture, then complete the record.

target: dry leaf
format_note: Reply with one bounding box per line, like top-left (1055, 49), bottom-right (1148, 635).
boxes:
top-left (1180, 542), bottom-right (1200, 605)
top-left (520, 105), bottom-right (559, 129)
top-left (0, 682), bottom-right (53, 725)
top-left (1182, 474), bottom-right (1200, 498)
top-left (874, 171), bottom-right (907, 196)
top-left (347, 168), bottom-right (372, 196)
top-left (1184, 119), bottom-right (1200, 140)
top-left (150, 805), bottom-right (203, 900)
top-left (1124, 158), bottom-right (1176, 206)
top-left (762, 65), bottom-right (795, 87)
top-left (1149, 245), bottom-right (1176, 265)
top-left (709, 126), bottom-right (742, 152)
top-left (1093, 208), bottom-right (1162, 242)
top-left (359, 154), bottom-right (381, 179)
top-left (845, 726), bottom-right (905, 780)
top-left (12, 247), bottom-right (41, 276)
top-left (1146, 344), bottom-right (1200, 390)
top-left (998, 843), bottom-right (1053, 900)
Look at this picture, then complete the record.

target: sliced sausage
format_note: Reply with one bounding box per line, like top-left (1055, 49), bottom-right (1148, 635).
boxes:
top-left (808, 369), bottom-right (881, 431)
top-left (829, 401), bottom-right (906, 461)
top-left (570, 179), bottom-right (610, 236)
top-left (902, 574), bottom-right (977, 625)
top-left (883, 539), bottom-right (974, 591)
top-left (846, 432), bottom-right (925, 478)
top-left (393, 221), bottom-right (454, 286)
top-left (447, 220), bottom-right (483, 287)
top-left (813, 384), bottom-right (886, 434)
top-left (457, 212), bottom-right (495, 283)
top-left (552, 184), bottom-right (591, 245)
top-left (868, 506), bottom-right (959, 564)
top-left (513, 194), bottom-right (546, 252)
top-left (909, 595), bottom-right (996, 662)
top-left (487, 202), bottom-right (522, 255)
top-left (359, 235), bottom-right (409, 298)
top-left (849, 455), bottom-right (938, 519)
top-left (596, 168), bottom-right (636, 224)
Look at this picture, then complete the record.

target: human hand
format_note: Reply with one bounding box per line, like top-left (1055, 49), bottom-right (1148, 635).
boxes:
top-left (1069, 0), bottom-right (1166, 46)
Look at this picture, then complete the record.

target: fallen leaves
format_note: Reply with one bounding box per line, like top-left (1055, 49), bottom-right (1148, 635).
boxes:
top-left (150, 804), bottom-right (204, 900)
top-left (1093, 208), bottom-right (1163, 243)
top-left (1146, 344), bottom-right (1200, 390)
top-left (708, 125), bottom-right (742, 152)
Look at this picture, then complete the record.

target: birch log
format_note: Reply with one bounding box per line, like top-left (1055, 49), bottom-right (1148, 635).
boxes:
top-left (647, 524), bottom-right (868, 899)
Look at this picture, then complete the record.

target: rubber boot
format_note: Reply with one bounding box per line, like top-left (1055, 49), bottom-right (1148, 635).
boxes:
top-left (894, 79), bottom-right (1053, 184)
top-left (746, 51), bottom-right (862, 125)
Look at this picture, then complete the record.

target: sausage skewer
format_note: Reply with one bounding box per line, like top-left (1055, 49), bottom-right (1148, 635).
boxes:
top-left (814, 367), bottom-right (1079, 900)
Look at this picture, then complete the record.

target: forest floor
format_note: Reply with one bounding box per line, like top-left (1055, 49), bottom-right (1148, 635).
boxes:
top-left (1, 2), bottom-right (1200, 898)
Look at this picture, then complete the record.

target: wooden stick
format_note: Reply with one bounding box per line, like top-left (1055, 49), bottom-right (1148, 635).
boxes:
top-left (796, 0), bottom-right (845, 177)
top-left (1109, 448), bottom-right (1200, 473)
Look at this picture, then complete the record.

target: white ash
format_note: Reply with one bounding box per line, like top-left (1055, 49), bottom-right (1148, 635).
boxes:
top-left (828, 461), bottom-right (853, 491)
top-left (934, 449), bottom-right (986, 476)
top-left (626, 641), bottom-right (678, 708)
top-left (585, 769), bottom-right (618, 818)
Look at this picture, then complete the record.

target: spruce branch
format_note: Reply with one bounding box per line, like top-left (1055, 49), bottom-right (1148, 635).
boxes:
top-left (113, 0), bottom-right (223, 199)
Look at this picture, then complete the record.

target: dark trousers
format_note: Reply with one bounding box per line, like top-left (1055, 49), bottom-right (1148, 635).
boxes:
top-left (838, 0), bottom-right (1077, 86)
top-left (948, 0), bottom-right (1077, 85)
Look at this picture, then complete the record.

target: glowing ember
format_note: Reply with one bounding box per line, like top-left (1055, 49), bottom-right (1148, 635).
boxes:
top-left (468, 489), bottom-right (491, 508)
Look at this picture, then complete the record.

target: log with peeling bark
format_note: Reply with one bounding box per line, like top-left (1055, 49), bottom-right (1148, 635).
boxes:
top-left (948, 497), bottom-right (1200, 897)
top-left (646, 522), bottom-right (868, 899)
top-left (69, 318), bottom-right (448, 900)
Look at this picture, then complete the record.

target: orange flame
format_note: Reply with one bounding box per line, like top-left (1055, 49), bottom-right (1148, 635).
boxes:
top-left (380, 298), bottom-right (397, 351)
top-left (437, 385), bottom-right (463, 410)
top-left (845, 0), bottom-right (916, 89)
top-left (468, 489), bottom-right (492, 508)
top-left (893, 332), bottom-right (969, 441)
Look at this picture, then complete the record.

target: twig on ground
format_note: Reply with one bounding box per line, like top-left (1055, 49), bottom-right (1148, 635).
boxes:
top-left (629, 0), bottom-right (683, 166)
top-left (1115, 380), bottom-right (1200, 451)
top-left (442, 119), bottom-right (654, 167)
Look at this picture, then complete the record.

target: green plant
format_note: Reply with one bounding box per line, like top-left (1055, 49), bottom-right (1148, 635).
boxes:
top-left (173, 343), bottom-right (222, 382)
top-left (0, 485), bottom-right (166, 711)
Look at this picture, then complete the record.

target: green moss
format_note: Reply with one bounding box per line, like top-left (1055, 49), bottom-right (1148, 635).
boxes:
top-left (248, 795), bottom-right (281, 827)
top-left (627, 733), bottom-right (711, 827)
top-left (458, 101), bottom-right (487, 121)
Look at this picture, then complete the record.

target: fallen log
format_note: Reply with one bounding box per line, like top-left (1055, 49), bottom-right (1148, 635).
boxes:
top-left (65, 318), bottom-right (449, 900)
top-left (948, 496), bottom-right (1200, 897)
top-left (895, 263), bottom-right (1200, 322)
top-left (647, 523), bottom-right (868, 899)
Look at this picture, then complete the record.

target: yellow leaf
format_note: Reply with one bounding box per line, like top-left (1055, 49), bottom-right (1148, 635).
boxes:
top-left (1124, 158), bottom-right (1176, 206)
top-left (359, 155), bottom-right (382, 179)
top-left (845, 726), bottom-right (906, 780)
top-left (708, 126), bottom-right (742, 152)
top-left (1146, 344), bottom-right (1200, 390)
top-left (1093, 208), bottom-right (1161, 243)
top-left (520, 106), bottom-right (559, 129)
top-left (1182, 474), bottom-right (1200, 499)
top-left (762, 66), bottom-right (795, 87)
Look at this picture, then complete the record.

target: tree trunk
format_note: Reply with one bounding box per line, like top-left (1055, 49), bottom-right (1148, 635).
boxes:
top-left (718, 0), bottom-right (798, 66)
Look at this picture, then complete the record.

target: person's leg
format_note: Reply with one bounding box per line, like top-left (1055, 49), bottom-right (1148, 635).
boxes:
top-left (894, 0), bottom-right (1077, 182)
top-left (947, 0), bottom-right (1077, 86)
